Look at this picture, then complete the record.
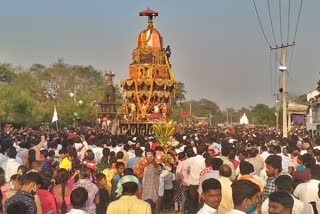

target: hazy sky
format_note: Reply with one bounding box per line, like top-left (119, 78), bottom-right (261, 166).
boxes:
top-left (0, 1), bottom-right (319, 109)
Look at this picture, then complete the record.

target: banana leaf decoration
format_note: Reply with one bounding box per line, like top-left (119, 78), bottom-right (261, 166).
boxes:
top-left (152, 120), bottom-right (177, 153)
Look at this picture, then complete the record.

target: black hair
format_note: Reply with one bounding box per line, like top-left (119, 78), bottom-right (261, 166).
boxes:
top-left (20, 172), bottom-right (42, 186)
top-left (275, 175), bottom-right (292, 192)
top-left (219, 164), bottom-right (232, 178)
top-left (6, 146), bottom-right (17, 159)
top-left (124, 168), bottom-right (134, 176)
top-left (135, 148), bottom-right (144, 157)
top-left (116, 151), bottom-right (124, 159)
top-left (231, 180), bottom-right (260, 206)
top-left (268, 191), bottom-right (294, 210)
top-left (17, 165), bottom-right (28, 175)
top-left (85, 150), bottom-right (95, 161)
top-left (70, 187), bottom-right (88, 209)
top-left (311, 165), bottom-right (320, 180)
top-left (115, 162), bottom-right (125, 169)
top-left (265, 155), bottom-right (282, 173)
top-left (96, 173), bottom-right (106, 182)
top-left (6, 201), bottom-right (27, 214)
top-left (56, 168), bottom-right (69, 213)
top-left (122, 182), bottom-right (138, 195)
top-left (212, 158), bottom-right (223, 170)
top-left (239, 161), bottom-right (254, 175)
top-left (28, 149), bottom-right (36, 169)
top-left (202, 178), bottom-right (221, 193)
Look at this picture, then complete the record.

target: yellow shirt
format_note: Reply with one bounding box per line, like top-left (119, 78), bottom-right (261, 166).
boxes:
top-left (59, 157), bottom-right (72, 170)
top-left (106, 195), bottom-right (151, 214)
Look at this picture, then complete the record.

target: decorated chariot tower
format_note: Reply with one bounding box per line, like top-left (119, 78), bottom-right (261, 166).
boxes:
top-left (120, 8), bottom-right (177, 127)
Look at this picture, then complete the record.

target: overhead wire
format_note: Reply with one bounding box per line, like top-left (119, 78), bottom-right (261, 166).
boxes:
top-left (287, 0), bottom-right (291, 44)
top-left (266, 0), bottom-right (277, 46)
top-left (279, 0), bottom-right (283, 45)
top-left (252, 0), bottom-right (272, 48)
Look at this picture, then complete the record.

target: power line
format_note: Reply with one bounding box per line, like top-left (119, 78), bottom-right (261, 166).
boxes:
top-left (266, 0), bottom-right (277, 46)
top-left (252, 0), bottom-right (272, 48)
top-left (293, 0), bottom-right (304, 43)
top-left (279, 0), bottom-right (283, 45)
top-left (287, 0), bottom-right (291, 44)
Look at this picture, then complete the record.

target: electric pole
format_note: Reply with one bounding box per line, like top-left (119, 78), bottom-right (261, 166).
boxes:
top-left (275, 95), bottom-right (280, 133)
top-left (271, 44), bottom-right (294, 138)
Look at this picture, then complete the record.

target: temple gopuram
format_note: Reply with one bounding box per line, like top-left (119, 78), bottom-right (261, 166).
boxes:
top-left (119, 8), bottom-right (177, 135)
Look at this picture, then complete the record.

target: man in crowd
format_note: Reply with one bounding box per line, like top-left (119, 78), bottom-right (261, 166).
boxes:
top-left (261, 175), bottom-right (309, 214)
top-left (262, 155), bottom-right (282, 202)
top-left (197, 178), bottom-right (222, 214)
top-left (227, 180), bottom-right (261, 214)
top-left (218, 164), bottom-right (233, 214)
top-left (294, 165), bottom-right (320, 204)
top-left (185, 145), bottom-right (205, 213)
top-left (5, 172), bottom-right (42, 214)
top-left (268, 191), bottom-right (294, 214)
top-left (142, 150), bottom-right (161, 213)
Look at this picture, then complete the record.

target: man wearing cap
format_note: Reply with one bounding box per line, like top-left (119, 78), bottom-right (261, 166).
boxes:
top-left (107, 175), bottom-right (151, 214)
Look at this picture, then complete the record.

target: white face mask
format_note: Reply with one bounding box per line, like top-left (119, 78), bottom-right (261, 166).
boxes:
top-left (9, 181), bottom-right (15, 190)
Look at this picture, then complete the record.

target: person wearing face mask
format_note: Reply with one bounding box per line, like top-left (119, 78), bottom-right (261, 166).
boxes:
top-left (227, 180), bottom-right (261, 214)
top-left (4, 172), bottom-right (42, 214)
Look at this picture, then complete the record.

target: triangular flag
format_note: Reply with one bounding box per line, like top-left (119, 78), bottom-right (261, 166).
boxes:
top-left (51, 105), bottom-right (58, 123)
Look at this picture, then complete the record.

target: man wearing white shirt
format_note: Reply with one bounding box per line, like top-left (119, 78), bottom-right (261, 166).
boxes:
top-left (186, 146), bottom-right (205, 213)
top-left (1, 147), bottom-right (20, 182)
top-left (260, 145), bottom-right (270, 160)
top-left (197, 178), bottom-right (221, 214)
top-left (294, 165), bottom-right (320, 204)
top-left (227, 180), bottom-right (260, 214)
top-left (261, 175), bottom-right (311, 214)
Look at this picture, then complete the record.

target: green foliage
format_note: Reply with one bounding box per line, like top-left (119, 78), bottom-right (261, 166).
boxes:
top-left (0, 61), bottom-right (109, 127)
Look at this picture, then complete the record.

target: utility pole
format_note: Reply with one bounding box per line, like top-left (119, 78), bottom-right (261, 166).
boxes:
top-left (271, 44), bottom-right (294, 138)
top-left (226, 109), bottom-right (229, 124)
top-left (281, 47), bottom-right (288, 138)
top-left (275, 96), bottom-right (280, 133)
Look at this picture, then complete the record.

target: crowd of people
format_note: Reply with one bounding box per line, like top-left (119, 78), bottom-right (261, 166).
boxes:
top-left (0, 125), bottom-right (319, 214)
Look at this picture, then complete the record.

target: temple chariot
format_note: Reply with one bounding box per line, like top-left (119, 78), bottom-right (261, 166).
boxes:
top-left (119, 8), bottom-right (177, 135)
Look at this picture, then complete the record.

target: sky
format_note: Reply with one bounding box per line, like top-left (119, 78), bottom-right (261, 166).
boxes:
top-left (0, 0), bottom-right (319, 110)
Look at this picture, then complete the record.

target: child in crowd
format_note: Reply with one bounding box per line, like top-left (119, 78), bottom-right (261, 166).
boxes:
top-left (96, 173), bottom-right (110, 214)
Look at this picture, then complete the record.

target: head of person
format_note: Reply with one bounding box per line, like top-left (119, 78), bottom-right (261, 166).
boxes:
top-left (68, 147), bottom-right (78, 161)
top-left (39, 149), bottom-right (48, 161)
top-left (273, 146), bottom-right (282, 154)
top-left (115, 162), bottom-right (125, 175)
top-left (219, 164), bottom-right (232, 178)
top-left (248, 148), bottom-right (258, 158)
top-left (6, 201), bottom-right (28, 214)
top-left (9, 174), bottom-right (22, 191)
top-left (96, 173), bottom-right (107, 186)
top-left (116, 151), bottom-right (124, 160)
top-left (238, 150), bottom-right (248, 162)
top-left (145, 150), bottom-right (156, 164)
top-left (268, 191), bottom-right (294, 214)
top-left (20, 172), bottom-right (42, 195)
top-left (135, 148), bottom-right (144, 157)
top-left (231, 180), bottom-right (261, 214)
top-left (205, 157), bottom-right (213, 168)
top-left (311, 165), bottom-right (320, 180)
top-left (275, 175), bottom-right (292, 193)
top-left (301, 153), bottom-right (316, 168)
top-left (56, 168), bottom-right (69, 184)
top-left (31, 160), bottom-right (42, 173)
top-left (59, 148), bottom-right (68, 160)
top-left (47, 150), bottom-right (56, 162)
top-left (85, 149), bottom-right (95, 161)
top-left (17, 165), bottom-right (28, 175)
top-left (80, 166), bottom-right (91, 179)
top-left (239, 161), bottom-right (254, 175)
top-left (70, 187), bottom-right (88, 209)
top-left (265, 155), bottom-right (282, 177)
top-left (201, 178), bottom-right (222, 209)
top-left (6, 146), bottom-right (17, 159)
top-left (212, 158), bottom-right (223, 170)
